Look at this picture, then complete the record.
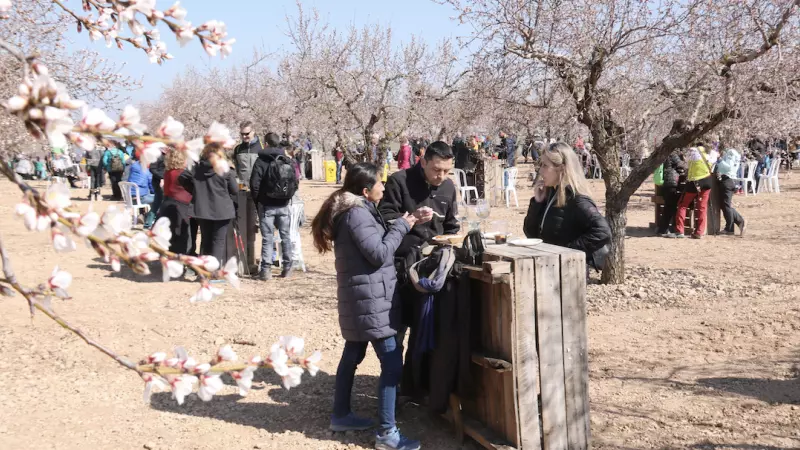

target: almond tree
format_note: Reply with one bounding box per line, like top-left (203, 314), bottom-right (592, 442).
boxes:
top-left (448, 0), bottom-right (800, 283)
top-left (0, 0), bottom-right (320, 402)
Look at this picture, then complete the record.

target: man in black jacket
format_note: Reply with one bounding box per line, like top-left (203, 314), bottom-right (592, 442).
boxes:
top-left (379, 141), bottom-right (460, 257)
top-left (249, 132), bottom-right (293, 281)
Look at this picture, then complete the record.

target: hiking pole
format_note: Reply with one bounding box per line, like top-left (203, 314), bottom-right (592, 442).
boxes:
top-left (232, 222), bottom-right (250, 277)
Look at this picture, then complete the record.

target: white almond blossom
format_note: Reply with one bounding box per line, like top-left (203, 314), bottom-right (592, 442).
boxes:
top-left (165, 2), bottom-right (187, 20)
top-left (48, 266), bottom-right (72, 290)
top-left (176, 24), bottom-right (195, 47)
top-left (51, 225), bottom-right (77, 253)
top-left (156, 116), bottom-right (184, 139)
top-left (189, 284), bottom-right (223, 303)
top-left (198, 255), bottom-right (219, 272)
top-left (169, 374), bottom-right (197, 405)
top-left (217, 345), bottom-right (237, 362)
top-left (303, 351), bottom-right (322, 377)
top-left (161, 258), bottom-right (184, 282)
top-left (197, 374), bottom-right (224, 401)
top-left (44, 183), bottom-right (71, 211)
top-left (76, 212), bottom-right (100, 237)
top-left (147, 352), bottom-right (167, 363)
top-left (231, 367), bottom-right (256, 396)
top-left (280, 336), bottom-right (305, 357)
top-left (141, 373), bottom-right (169, 403)
top-left (221, 257), bottom-right (240, 289)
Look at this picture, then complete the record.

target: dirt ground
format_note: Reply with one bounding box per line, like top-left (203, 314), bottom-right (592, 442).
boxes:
top-left (0, 163), bottom-right (798, 450)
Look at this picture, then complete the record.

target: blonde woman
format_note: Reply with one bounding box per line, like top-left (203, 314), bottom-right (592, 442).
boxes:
top-left (523, 142), bottom-right (611, 270)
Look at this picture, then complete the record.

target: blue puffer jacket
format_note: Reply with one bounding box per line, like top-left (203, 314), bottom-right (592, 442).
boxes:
top-left (126, 161), bottom-right (153, 197)
top-left (331, 192), bottom-right (411, 342)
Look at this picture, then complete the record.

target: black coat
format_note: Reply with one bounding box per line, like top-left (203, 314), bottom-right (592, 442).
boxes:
top-left (249, 146), bottom-right (291, 208)
top-left (379, 163), bottom-right (460, 256)
top-left (523, 187), bottom-right (611, 266)
top-left (181, 160), bottom-right (238, 221)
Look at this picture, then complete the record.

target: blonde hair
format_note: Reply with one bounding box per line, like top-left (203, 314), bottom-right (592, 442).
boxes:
top-left (165, 148), bottom-right (187, 171)
top-left (542, 142), bottom-right (592, 207)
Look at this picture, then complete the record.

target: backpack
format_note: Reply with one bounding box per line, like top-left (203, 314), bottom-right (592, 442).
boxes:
top-left (110, 151), bottom-right (124, 172)
top-left (261, 154), bottom-right (299, 200)
top-left (653, 164), bottom-right (664, 186)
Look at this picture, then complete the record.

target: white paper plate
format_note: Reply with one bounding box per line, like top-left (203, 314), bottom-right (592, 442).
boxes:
top-left (508, 238), bottom-right (543, 247)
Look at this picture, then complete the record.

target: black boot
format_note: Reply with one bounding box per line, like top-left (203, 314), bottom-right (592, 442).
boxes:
top-left (258, 267), bottom-right (272, 281)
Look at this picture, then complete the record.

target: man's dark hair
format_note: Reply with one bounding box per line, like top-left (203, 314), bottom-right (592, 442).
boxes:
top-left (240, 120), bottom-right (253, 130)
top-left (424, 141), bottom-right (454, 161)
top-left (265, 132), bottom-right (281, 147)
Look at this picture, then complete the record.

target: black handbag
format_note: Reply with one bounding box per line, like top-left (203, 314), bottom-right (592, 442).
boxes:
top-left (454, 230), bottom-right (485, 266)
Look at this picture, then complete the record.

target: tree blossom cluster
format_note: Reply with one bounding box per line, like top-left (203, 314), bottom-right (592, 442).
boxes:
top-left (12, 182), bottom-right (240, 302)
top-left (140, 338), bottom-right (322, 404)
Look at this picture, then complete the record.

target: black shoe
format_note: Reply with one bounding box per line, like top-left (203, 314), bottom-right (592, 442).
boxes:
top-left (258, 268), bottom-right (272, 281)
top-left (280, 266), bottom-right (294, 278)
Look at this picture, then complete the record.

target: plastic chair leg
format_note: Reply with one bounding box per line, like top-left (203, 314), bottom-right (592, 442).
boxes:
top-left (512, 189), bottom-right (519, 208)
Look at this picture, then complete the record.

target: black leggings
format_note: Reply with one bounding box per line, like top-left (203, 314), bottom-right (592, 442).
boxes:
top-left (197, 219), bottom-right (230, 263)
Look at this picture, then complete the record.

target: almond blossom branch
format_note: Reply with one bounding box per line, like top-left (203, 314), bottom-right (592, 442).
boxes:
top-left (0, 232), bottom-right (139, 371)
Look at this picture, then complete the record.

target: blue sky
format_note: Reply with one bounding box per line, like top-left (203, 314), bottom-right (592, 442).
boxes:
top-left (66, 0), bottom-right (463, 104)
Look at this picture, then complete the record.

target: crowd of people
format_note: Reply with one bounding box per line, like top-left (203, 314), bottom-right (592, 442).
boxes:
top-left (310, 139), bottom-right (611, 450)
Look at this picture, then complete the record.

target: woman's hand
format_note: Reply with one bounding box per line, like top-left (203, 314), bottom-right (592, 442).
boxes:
top-left (401, 211), bottom-right (419, 228)
top-left (534, 180), bottom-right (547, 203)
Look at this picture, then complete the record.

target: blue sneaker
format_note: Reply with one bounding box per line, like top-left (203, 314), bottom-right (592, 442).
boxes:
top-left (329, 412), bottom-right (375, 432)
top-left (375, 427), bottom-right (420, 450)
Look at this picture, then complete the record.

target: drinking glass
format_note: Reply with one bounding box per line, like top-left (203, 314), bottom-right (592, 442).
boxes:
top-left (457, 198), bottom-right (470, 232)
top-left (475, 198), bottom-right (491, 231)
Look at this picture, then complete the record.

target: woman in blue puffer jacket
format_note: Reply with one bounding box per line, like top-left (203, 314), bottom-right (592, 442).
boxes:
top-left (311, 162), bottom-right (426, 450)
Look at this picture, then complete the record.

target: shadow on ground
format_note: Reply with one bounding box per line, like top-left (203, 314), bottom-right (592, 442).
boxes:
top-left (149, 369), bottom-right (455, 448)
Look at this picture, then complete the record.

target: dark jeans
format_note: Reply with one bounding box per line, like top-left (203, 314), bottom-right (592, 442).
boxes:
top-left (109, 171), bottom-right (124, 200)
top-left (259, 205), bottom-right (292, 270)
top-left (189, 218), bottom-right (199, 256)
top-left (721, 177), bottom-right (744, 232)
top-left (333, 335), bottom-right (403, 431)
top-left (197, 219), bottom-right (230, 263)
top-left (657, 186), bottom-right (680, 234)
top-left (152, 177), bottom-right (164, 217)
top-left (89, 166), bottom-right (103, 190)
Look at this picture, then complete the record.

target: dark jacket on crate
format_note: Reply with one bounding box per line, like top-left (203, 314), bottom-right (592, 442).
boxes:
top-left (523, 186), bottom-right (611, 267)
top-left (249, 146), bottom-right (291, 208)
top-left (329, 192), bottom-right (411, 342)
top-left (180, 159), bottom-right (238, 221)
top-left (379, 163), bottom-right (460, 257)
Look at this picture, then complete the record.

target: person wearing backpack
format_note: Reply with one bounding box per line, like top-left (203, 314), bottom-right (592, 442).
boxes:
top-left (102, 142), bottom-right (129, 201)
top-left (250, 132), bottom-right (299, 281)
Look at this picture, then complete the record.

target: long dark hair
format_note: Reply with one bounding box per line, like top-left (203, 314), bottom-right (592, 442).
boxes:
top-left (311, 162), bottom-right (379, 253)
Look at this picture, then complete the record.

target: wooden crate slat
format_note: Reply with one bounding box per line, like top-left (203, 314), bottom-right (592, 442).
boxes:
top-left (533, 254), bottom-right (569, 450)
top-left (559, 251), bottom-right (590, 449)
top-left (498, 281), bottom-right (514, 361)
top-left (510, 258), bottom-right (543, 450)
top-left (503, 370), bottom-right (519, 446)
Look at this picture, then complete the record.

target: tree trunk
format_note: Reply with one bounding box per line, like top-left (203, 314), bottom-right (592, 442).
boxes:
top-left (601, 199), bottom-right (627, 284)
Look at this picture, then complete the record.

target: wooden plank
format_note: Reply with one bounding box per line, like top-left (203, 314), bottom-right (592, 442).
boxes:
top-left (534, 253), bottom-right (568, 450)
top-left (450, 394), bottom-right (465, 445)
top-left (512, 258), bottom-right (542, 450)
top-left (484, 260), bottom-right (512, 274)
top-left (472, 353), bottom-right (513, 372)
top-left (498, 281), bottom-right (514, 361)
top-left (442, 410), bottom-right (517, 450)
top-left (559, 251), bottom-right (590, 450)
top-left (503, 370), bottom-right (519, 447)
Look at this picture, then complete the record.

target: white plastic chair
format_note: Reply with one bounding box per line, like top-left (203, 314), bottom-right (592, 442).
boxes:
top-left (275, 201), bottom-right (307, 272)
top-left (119, 181), bottom-right (150, 225)
top-left (732, 160), bottom-right (758, 196)
top-left (592, 154), bottom-right (602, 179)
top-left (620, 153), bottom-right (631, 178)
top-left (494, 167), bottom-right (519, 208)
top-left (452, 168), bottom-right (478, 204)
top-left (49, 176), bottom-right (67, 186)
top-left (757, 158), bottom-right (781, 193)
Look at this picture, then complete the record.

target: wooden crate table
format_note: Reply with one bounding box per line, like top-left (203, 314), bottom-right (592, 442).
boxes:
top-left (447, 243), bottom-right (590, 450)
